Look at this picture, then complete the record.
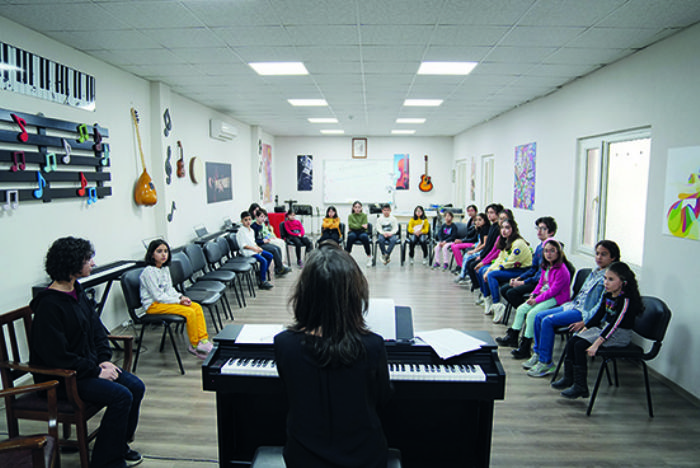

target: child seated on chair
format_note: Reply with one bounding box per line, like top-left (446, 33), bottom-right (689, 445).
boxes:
top-left (253, 208), bottom-right (291, 276)
top-left (375, 203), bottom-right (399, 265)
top-left (319, 206), bottom-right (343, 244)
top-left (30, 236), bottom-right (145, 468)
top-left (237, 211), bottom-right (275, 290)
top-left (283, 208), bottom-right (314, 267)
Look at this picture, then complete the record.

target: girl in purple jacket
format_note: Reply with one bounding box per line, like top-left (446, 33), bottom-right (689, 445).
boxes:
top-left (496, 238), bottom-right (573, 365)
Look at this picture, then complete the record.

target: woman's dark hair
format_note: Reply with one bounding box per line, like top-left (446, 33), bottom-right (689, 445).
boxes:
top-left (499, 208), bottom-right (514, 221)
top-left (247, 203), bottom-right (261, 217)
top-left (535, 216), bottom-right (558, 236)
top-left (607, 261), bottom-right (643, 317)
top-left (496, 218), bottom-right (524, 251)
top-left (45, 236), bottom-right (95, 282)
top-left (476, 213), bottom-right (491, 236)
top-left (595, 239), bottom-right (621, 263)
top-left (413, 205), bottom-right (426, 220)
top-left (288, 242), bottom-right (369, 367)
top-left (145, 239), bottom-right (171, 267)
top-left (325, 206), bottom-right (338, 218)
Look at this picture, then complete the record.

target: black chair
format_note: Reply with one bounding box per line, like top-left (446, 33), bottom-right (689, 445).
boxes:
top-left (225, 234), bottom-right (258, 298)
top-left (209, 238), bottom-right (250, 308)
top-left (170, 253), bottom-right (226, 330)
top-left (373, 224), bottom-right (401, 265)
top-left (200, 241), bottom-right (246, 309)
top-left (120, 267), bottom-right (187, 375)
top-left (401, 223), bottom-right (431, 266)
top-left (586, 296), bottom-right (672, 417)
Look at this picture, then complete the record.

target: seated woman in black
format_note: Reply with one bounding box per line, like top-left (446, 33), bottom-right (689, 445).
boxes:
top-left (274, 242), bottom-right (391, 468)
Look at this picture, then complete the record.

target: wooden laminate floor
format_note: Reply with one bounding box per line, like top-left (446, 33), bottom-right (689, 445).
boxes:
top-left (4, 249), bottom-right (700, 467)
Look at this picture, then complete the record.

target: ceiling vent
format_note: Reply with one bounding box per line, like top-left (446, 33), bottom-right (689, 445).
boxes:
top-left (209, 119), bottom-right (237, 141)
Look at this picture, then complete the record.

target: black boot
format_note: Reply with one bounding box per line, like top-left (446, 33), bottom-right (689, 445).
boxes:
top-left (510, 337), bottom-right (532, 359)
top-left (551, 359), bottom-right (574, 390)
top-left (496, 328), bottom-right (519, 347)
top-left (560, 365), bottom-right (590, 399)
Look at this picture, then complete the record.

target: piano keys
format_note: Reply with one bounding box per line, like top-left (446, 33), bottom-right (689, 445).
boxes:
top-left (202, 320), bottom-right (506, 468)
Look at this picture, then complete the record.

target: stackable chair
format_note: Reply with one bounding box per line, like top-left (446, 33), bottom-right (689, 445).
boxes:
top-left (0, 305), bottom-right (133, 467)
top-left (586, 296), bottom-right (671, 417)
top-left (400, 224), bottom-right (432, 266)
top-left (214, 237), bottom-right (255, 304)
top-left (345, 222), bottom-right (374, 265)
top-left (184, 244), bottom-right (238, 309)
top-left (225, 233), bottom-right (258, 298)
top-left (169, 253), bottom-right (227, 329)
top-left (121, 267), bottom-right (187, 375)
top-left (280, 220), bottom-right (314, 264)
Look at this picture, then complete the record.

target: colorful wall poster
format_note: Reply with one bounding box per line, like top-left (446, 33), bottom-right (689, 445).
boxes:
top-left (262, 143), bottom-right (272, 203)
top-left (513, 142), bottom-right (536, 210)
top-left (205, 162), bottom-right (232, 204)
top-left (664, 146), bottom-right (700, 240)
top-left (394, 153), bottom-right (409, 190)
top-left (297, 155), bottom-right (313, 191)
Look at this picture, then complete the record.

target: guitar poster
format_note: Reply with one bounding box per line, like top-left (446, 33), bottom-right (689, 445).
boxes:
top-left (513, 142), bottom-right (536, 210)
top-left (394, 154), bottom-right (409, 190)
top-left (206, 162), bottom-right (232, 204)
top-left (297, 155), bottom-right (313, 191)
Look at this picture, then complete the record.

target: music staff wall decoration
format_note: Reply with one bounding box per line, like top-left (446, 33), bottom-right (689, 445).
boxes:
top-left (0, 107), bottom-right (112, 210)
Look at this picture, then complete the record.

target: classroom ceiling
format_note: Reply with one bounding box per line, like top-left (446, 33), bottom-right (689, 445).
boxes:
top-left (2, 0), bottom-right (700, 137)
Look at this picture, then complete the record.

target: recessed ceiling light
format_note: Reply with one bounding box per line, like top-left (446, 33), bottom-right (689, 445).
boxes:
top-left (320, 129), bottom-right (344, 135)
top-left (288, 99), bottom-right (328, 106)
top-left (391, 130), bottom-right (416, 135)
top-left (249, 62), bottom-right (309, 75)
top-left (396, 118), bottom-right (426, 124)
top-left (308, 118), bottom-right (338, 123)
top-left (417, 61), bottom-right (477, 75)
top-left (404, 99), bottom-right (443, 107)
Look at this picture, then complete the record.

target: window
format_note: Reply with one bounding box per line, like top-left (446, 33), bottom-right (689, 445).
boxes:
top-left (575, 129), bottom-right (650, 266)
top-left (482, 154), bottom-right (495, 206)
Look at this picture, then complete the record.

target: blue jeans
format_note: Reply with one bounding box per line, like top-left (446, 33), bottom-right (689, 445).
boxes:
top-left (476, 265), bottom-right (490, 295)
top-left (253, 251), bottom-right (274, 282)
top-left (345, 231), bottom-right (371, 255)
top-left (459, 252), bottom-right (480, 278)
top-left (77, 370), bottom-right (145, 468)
top-left (532, 306), bottom-right (583, 364)
top-left (377, 234), bottom-right (398, 256)
top-left (484, 268), bottom-right (526, 303)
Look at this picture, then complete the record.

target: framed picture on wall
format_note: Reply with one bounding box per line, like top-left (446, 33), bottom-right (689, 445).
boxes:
top-left (352, 138), bottom-right (367, 159)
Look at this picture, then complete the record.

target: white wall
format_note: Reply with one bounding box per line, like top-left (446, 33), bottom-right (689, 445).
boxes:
top-left (274, 136), bottom-right (453, 221)
top-left (0, 16), bottom-right (255, 330)
top-left (453, 24), bottom-right (700, 398)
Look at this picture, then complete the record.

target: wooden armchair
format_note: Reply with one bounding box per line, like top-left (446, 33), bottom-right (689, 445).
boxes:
top-left (0, 306), bottom-right (133, 468)
top-left (0, 380), bottom-right (59, 468)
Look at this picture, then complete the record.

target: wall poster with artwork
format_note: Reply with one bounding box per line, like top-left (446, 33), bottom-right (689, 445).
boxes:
top-left (513, 142), bottom-right (536, 210)
top-left (262, 143), bottom-right (272, 203)
top-left (664, 146), bottom-right (700, 241)
top-left (394, 154), bottom-right (409, 190)
top-left (297, 155), bottom-right (313, 191)
top-left (206, 162), bottom-right (232, 204)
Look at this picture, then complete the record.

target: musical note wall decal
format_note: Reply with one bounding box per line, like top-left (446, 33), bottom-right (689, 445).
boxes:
top-left (11, 151), bottom-right (26, 172)
top-left (87, 187), bottom-right (98, 205)
top-left (163, 108), bottom-right (172, 137)
top-left (76, 123), bottom-right (89, 143)
top-left (33, 172), bottom-right (47, 199)
top-left (77, 172), bottom-right (88, 196)
top-left (100, 143), bottom-right (110, 166)
top-left (167, 201), bottom-right (176, 222)
top-left (43, 152), bottom-right (58, 172)
top-left (11, 113), bottom-right (29, 142)
top-left (61, 138), bottom-right (72, 164)
top-left (3, 190), bottom-right (19, 210)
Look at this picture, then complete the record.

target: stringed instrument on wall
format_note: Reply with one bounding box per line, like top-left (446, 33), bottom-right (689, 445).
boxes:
top-left (419, 154), bottom-right (434, 192)
top-left (130, 108), bottom-right (158, 206)
top-left (176, 140), bottom-right (186, 178)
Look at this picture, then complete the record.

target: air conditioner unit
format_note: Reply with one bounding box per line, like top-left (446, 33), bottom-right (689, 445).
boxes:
top-left (209, 119), bottom-right (237, 141)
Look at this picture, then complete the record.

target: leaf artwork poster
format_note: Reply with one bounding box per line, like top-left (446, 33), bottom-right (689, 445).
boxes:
top-left (663, 146), bottom-right (700, 240)
top-left (513, 142), bottom-right (536, 210)
top-left (297, 155), bottom-right (313, 191)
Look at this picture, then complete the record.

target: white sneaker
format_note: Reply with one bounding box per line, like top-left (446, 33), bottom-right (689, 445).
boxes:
top-left (422, 258), bottom-right (428, 265)
top-left (366, 257), bottom-right (373, 267)
top-left (409, 257), bottom-right (414, 265)
top-left (492, 303), bottom-right (506, 323)
top-left (475, 292), bottom-right (484, 305)
top-left (522, 354), bottom-right (539, 370)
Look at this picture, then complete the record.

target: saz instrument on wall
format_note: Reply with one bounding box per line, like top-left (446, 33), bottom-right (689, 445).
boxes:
top-left (176, 140), bottom-right (186, 178)
top-left (419, 154), bottom-right (433, 192)
top-left (130, 108), bottom-right (157, 206)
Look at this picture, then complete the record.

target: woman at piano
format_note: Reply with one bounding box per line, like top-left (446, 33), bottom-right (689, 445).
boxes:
top-left (274, 241), bottom-right (392, 468)
top-left (140, 239), bottom-right (213, 359)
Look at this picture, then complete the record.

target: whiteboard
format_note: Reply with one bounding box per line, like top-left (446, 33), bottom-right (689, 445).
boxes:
top-left (324, 159), bottom-right (394, 204)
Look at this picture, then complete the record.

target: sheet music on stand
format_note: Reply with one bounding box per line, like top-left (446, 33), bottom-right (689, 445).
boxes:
top-left (415, 328), bottom-right (487, 360)
top-left (235, 324), bottom-right (285, 344)
top-left (366, 298), bottom-right (396, 341)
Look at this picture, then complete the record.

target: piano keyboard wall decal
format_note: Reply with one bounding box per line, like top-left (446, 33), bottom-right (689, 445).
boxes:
top-left (1, 40), bottom-right (96, 110)
top-left (0, 107), bottom-right (112, 208)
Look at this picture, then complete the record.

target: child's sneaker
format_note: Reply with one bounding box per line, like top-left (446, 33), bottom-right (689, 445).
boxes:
top-left (527, 361), bottom-right (556, 378)
top-left (422, 258), bottom-right (428, 265)
top-left (453, 275), bottom-right (464, 283)
top-left (409, 257), bottom-right (414, 265)
top-left (522, 354), bottom-right (539, 370)
top-left (366, 257), bottom-right (374, 267)
top-left (297, 260), bottom-right (304, 268)
top-left (442, 263), bottom-right (449, 270)
top-left (432, 263), bottom-right (440, 269)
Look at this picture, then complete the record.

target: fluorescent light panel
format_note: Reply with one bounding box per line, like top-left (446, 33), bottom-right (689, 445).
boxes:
top-left (418, 61), bottom-right (477, 75)
top-left (404, 99), bottom-right (443, 107)
top-left (391, 130), bottom-right (416, 135)
top-left (249, 62), bottom-right (308, 75)
top-left (321, 129), bottom-right (344, 135)
top-left (288, 99), bottom-right (328, 106)
top-left (396, 118), bottom-right (426, 124)
top-left (308, 118), bottom-right (338, 123)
